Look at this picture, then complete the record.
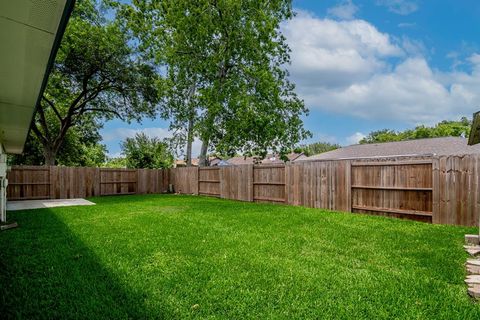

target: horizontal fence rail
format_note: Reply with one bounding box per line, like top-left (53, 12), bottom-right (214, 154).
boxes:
top-left (7, 166), bottom-right (169, 199)
top-left (6, 154), bottom-right (480, 227)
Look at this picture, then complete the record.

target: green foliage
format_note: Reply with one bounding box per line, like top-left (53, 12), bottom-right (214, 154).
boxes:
top-left (121, 133), bottom-right (173, 169)
top-left (295, 141), bottom-right (341, 156)
top-left (9, 117), bottom-right (107, 167)
top-left (32, 0), bottom-right (159, 165)
top-left (360, 117), bottom-right (471, 144)
top-left (1, 194), bottom-right (478, 318)
top-left (120, 0), bottom-right (311, 162)
top-left (102, 157), bottom-right (128, 168)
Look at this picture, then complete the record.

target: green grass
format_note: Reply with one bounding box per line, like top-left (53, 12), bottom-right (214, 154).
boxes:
top-left (0, 194), bottom-right (479, 319)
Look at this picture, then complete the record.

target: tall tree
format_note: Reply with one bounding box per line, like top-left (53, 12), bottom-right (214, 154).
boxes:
top-left (31, 0), bottom-right (159, 165)
top-left (121, 0), bottom-right (310, 166)
top-left (121, 133), bottom-right (174, 169)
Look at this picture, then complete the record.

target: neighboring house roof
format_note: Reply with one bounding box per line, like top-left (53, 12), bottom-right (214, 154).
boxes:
top-left (0, 0), bottom-right (75, 154)
top-left (209, 157), bottom-right (222, 166)
top-left (175, 158), bottom-right (199, 167)
top-left (227, 153), bottom-right (305, 165)
top-left (175, 156), bottom-right (221, 167)
top-left (305, 137), bottom-right (480, 161)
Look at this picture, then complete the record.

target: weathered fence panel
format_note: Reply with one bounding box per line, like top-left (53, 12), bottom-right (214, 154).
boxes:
top-left (7, 166), bottom-right (167, 200)
top-left (285, 161), bottom-right (350, 211)
top-left (433, 155), bottom-right (480, 226)
top-left (351, 160), bottom-right (433, 223)
top-left (7, 166), bottom-right (50, 200)
top-left (100, 169), bottom-right (137, 196)
top-left (137, 169), bottom-right (169, 194)
top-left (50, 166), bottom-right (100, 199)
top-left (6, 154), bottom-right (480, 226)
top-left (198, 167), bottom-right (220, 197)
top-left (220, 165), bottom-right (253, 201)
top-left (253, 165), bottom-right (286, 203)
top-left (169, 167), bottom-right (198, 195)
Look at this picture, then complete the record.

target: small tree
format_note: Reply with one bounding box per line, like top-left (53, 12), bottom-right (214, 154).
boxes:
top-left (121, 133), bottom-right (173, 169)
top-left (31, 0), bottom-right (159, 165)
top-left (296, 142), bottom-right (340, 156)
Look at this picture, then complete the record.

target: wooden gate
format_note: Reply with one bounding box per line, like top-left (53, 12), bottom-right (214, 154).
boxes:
top-left (350, 160), bottom-right (433, 222)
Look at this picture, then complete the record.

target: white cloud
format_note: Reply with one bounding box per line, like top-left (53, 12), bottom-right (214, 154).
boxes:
top-left (284, 11), bottom-right (480, 125)
top-left (469, 53), bottom-right (480, 65)
top-left (346, 132), bottom-right (366, 145)
top-left (376, 0), bottom-right (418, 15)
top-left (400, 36), bottom-right (426, 56)
top-left (283, 11), bottom-right (402, 89)
top-left (327, 0), bottom-right (359, 20)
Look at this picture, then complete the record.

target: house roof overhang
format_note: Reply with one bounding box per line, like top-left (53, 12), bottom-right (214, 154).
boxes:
top-left (468, 111), bottom-right (480, 146)
top-left (0, 0), bottom-right (75, 154)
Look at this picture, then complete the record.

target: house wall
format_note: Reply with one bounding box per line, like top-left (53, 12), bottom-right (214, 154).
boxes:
top-left (0, 144), bottom-right (7, 223)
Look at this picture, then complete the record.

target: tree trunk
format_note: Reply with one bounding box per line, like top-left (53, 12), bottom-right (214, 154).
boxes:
top-left (43, 147), bottom-right (56, 166)
top-left (185, 115), bottom-right (194, 166)
top-left (198, 138), bottom-right (209, 167)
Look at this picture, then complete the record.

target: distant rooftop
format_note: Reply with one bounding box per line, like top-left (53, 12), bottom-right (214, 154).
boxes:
top-left (227, 153), bottom-right (306, 165)
top-left (306, 137), bottom-right (480, 161)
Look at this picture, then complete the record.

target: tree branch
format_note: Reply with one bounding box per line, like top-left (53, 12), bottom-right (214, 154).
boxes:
top-left (83, 108), bottom-right (124, 120)
top-left (42, 95), bottom-right (63, 122)
top-left (30, 122), bottom-right (49, 146)
top-left (35, 104), bottom-right (51, 141)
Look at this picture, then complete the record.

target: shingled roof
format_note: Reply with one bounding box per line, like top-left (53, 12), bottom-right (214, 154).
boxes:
top-left (305, 137), bottom-right (480, 161)
top-left (227, 153), bottom-right (307, 165)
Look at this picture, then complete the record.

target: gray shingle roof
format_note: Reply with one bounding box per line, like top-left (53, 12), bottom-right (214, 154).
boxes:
top-left (305, 137), bottom-right (480, 160)
top-left (227, 153), bottom-right (306, 165)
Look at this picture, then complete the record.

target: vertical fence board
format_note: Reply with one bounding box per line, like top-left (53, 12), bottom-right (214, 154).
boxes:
top-left (6, 155), bottom-right (480, 227)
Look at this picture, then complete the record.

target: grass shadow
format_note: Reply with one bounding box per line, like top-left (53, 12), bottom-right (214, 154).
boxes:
top-left (0, 208), bottom-right (153, 319)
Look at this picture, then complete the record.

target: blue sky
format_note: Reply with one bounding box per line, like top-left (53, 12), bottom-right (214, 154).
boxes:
top-left (100, 0), bottom-right (480, 157)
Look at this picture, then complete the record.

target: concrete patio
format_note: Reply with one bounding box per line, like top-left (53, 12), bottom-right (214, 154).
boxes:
top-left (7, 199), bottom-right (95, 211)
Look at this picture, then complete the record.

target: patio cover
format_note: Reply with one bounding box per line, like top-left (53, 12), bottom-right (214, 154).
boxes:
top-left (0, 0), bottom-right (75, 154)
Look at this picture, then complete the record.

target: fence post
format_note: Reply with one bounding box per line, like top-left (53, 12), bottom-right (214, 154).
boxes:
top-left (250, 164), bottom-right (254, 202)
top-left (431, 157), bottom-right (439, 224)
top-left (49, 165), bottom-right (55, 199)
top-left (346, 160), bottom-right (352, 212)
top-left (195, 166), bottom-right (200, 195)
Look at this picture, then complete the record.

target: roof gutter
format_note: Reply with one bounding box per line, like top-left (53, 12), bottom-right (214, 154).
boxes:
top-left (24, 0), bottom-right (76, 153)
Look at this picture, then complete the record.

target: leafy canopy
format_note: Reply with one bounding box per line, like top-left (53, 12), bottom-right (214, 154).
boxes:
top-left (360, 117), bottom-right (471, 144)
top-left (119, 0), bottom-right (311, 160)
top-left (121, 133), bottom-right (174, 169)
top-left (31, 0), bottom-right (159, 165)
top-left (9, 116), bottom-right (107, 167)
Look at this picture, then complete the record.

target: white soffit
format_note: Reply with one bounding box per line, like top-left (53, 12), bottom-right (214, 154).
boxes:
top-left (0, 0), bottom-right (70, 154)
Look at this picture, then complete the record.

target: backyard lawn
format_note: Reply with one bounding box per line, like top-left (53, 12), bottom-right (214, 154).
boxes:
top-left (0, 194), bottom-right (479, 319)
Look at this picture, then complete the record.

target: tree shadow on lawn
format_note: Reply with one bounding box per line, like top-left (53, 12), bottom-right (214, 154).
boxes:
top-left (0, 208), bottom-right (156, 319)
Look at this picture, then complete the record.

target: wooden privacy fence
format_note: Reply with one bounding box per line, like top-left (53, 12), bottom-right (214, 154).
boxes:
top-left (7, 166), bottom-right (169, 200)
top-left (170, 155), bottom-right (480, 227)
top-left (6, 154), bottom-right (480, 226)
